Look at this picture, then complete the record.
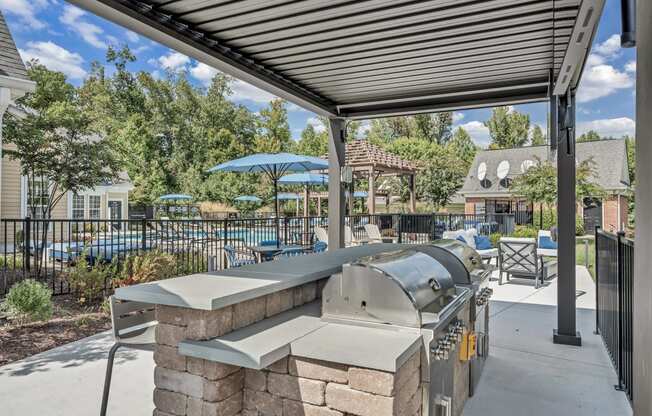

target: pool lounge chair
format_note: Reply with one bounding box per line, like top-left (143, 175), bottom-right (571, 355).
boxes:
top-left (364, 224), bottom-right (396, 243)
top-left (224, 245), bottom-right (257, 268)
top-left (314, 227), bottom-right (329, 244)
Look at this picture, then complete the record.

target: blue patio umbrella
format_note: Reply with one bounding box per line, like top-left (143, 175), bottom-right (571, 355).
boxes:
top-left (277, 192), bottom-right (302, 200)
top-left (208, 153), bottom-right (328, 246)
top-left (158, 194), bottom-right (193, 201)
top-left (234, 195), bottom-right (262, 203)
top-left (279, 173), bottom-right (328, 216)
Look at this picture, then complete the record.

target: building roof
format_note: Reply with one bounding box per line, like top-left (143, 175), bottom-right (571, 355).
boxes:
top-left (71, 0), bottom-right (602, 118)
top-left (461, 140), bottom-right (630, 196)
top-left (0, 11), bottom-right (28, 81)
top-left (330, 139), bottom-right (416, 174)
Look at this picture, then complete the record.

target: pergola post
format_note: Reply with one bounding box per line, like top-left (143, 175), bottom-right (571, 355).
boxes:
top-left (303, 186), bottom-right (309, 217)
top-left (317, 196), bottom-right (322, 216)
top-left (634, 0), bottom-right (652, 412)
top-left (348, 177), bottom-right (355, 215)
top-left (367, 168), bottom-right (376, 215)
top-left (553, 92), bottom-right (581, 346)
top-left (328, 118), bottom-right (346, 249)
top-left (408, 174), bottom-right (416, 213)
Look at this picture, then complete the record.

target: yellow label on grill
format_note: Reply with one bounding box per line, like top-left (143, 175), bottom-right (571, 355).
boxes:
top-left (459, 331), bottom-right (478, 361)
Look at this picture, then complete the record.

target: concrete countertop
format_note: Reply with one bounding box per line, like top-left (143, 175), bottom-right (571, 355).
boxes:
top-left (114, 244), bottom-right (404, 310)
top-left (179, 302), bottom-right (422, 372)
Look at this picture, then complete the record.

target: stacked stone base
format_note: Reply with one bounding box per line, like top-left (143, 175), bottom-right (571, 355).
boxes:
top-left (152, 278), bottom-right (423, 416)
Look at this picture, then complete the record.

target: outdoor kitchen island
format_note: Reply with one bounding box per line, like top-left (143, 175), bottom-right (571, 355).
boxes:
top-left (113, 245), bottom-right (478, 416)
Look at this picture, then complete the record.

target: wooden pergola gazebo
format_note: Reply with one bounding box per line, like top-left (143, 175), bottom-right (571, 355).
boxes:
top-left (330, 138), bottom-right (417, 215)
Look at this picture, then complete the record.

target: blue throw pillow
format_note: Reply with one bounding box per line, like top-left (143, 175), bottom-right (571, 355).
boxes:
top-left (474, 235), bottom-right (493, 250)
top-left (539, 236), bottom-right (558, 250)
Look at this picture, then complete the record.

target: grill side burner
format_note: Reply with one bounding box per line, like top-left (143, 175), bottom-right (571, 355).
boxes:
top-left (420, 240), bottom-right (494, 397)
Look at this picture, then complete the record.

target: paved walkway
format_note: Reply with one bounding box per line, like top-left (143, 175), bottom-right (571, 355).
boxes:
top-left (463, 266), bottom-right (632, 416)
top-left (0, 331), bottom-right (153, 416)
top-left (0, 267), bottom-right (631, 416)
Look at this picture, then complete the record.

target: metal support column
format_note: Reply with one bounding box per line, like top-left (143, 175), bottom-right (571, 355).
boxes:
top-left (408, 174), bottom-right (416, 213)
top-left (553, 92), bottom-right (581, 346)
top-left (634, 0), bottom-right (652, 412)
top-left (328, 118), bottom-right (346, 249)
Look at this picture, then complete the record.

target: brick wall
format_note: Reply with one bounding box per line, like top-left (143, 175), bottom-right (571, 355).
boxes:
top-left (243, 350), bottom-right (422, 416)
top-left (603, 195), bottom-right (628, 233)
top-left (152, 279), bottom-right (324, 416)
top-left (151, 278), bottom-right (424, 416)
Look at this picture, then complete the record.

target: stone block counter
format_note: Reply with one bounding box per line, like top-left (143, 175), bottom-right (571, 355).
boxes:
top-left (113, 245), bottom-right (428, 416)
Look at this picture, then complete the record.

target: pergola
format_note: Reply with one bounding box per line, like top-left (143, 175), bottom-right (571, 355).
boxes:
top-left (338, 138), bottom-right (416, 215)
top-left (69, 1), bottom-right (652, 412)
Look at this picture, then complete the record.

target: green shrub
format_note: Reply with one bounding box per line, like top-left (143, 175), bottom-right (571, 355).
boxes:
top-left (4, 279), bottom-right (53, 324)
top-left (511, 225), bottom-right (538, 238)
top-left (67, 250), bottom-right (113, 304)
top-left (114, 250), bottom-right (177, 287)
top-left (489, 233), bottom-right (502, 247)
top-left (575, 215), bottom-right (585, 236)
top-left (533, 209), bottom-right (557, 230)
top-left (0, 254), bottom-right (23, 270)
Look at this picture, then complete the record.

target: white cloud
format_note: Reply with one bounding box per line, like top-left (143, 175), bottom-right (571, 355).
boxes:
top-left (19, 41), bottom-right (87, 80)
top-left (231, 80), bottom-right (276, 103)
top-left (59, 5), bottom-right (106, 49)
top-left (625, 60), bottom-right (636, 73)
top-left (577, 64), bottom-right (633, 103)
top-left (457, 121), bottom-right (490, 146)
top-left (157, 51), bottom-right (190, 70)
top-left (452, 112), bottom-right (465, 123)
top-left (307, 117), bottom-right (326, 133)
top-left (0, 0), bottom-right (50, 30)
top-left (577, 117), bottom-right (635, 138)
top-left (125, 30), bottom-right (140, 43)
top-left (287, 102), bottom-right (308, 112)
top-left (594, 34), bottom-right (621, 58)
top-left (190, 62), bottom-right (218, 85)
top-left (577, 34), bottom-right (634, 103)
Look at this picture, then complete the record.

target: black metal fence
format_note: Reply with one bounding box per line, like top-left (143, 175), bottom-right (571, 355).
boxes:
top-left (595, 228), bottom-right (634, 402)
top-left (0, 213), bottom-right (515, 297)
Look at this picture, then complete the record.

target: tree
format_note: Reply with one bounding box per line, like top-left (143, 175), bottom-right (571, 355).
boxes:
top-left (485, 106), bottom-right (530, 149)
top-left (413, 114), bottom-right (435, 142)
top-left (255, 98), bottom-right (292, 153)
top-left (5, 63), bottom-right (120, 220)
top-left (530, 125), bottom-right (547, 145)
top-left (447, 127), bottom-right (477, 168)
top-left (577, 130), bottom-right (601, 142)
top-left (5, 63), bottom-right (120, 273)
top-left (418, 148), bottom-right (467, 209)
top-left (511, 156), bottom-right (604, 223)
top-left (432, 112), bottom-right (453, 144)
top-left (295, 123), bottom-right (328, 156)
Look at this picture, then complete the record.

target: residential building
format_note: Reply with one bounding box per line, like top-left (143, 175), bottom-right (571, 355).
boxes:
top-left (460, 140), bottom-right (630, 233)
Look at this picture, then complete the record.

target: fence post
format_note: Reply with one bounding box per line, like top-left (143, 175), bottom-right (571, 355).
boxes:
top-left (594, 226), bottom-right (600, 335)
top-left (448, 213), bottom-right (452, 231)
top-left (615, 231), bottom-right (626, 392)
top-left (223, 219), bottom-right (228, 268)
top-left (23, 216), bottom-right (30, 273)
top-left (284, 217), bottom-right (289, 244)
top-left (397, 214), bottom-right (402, 243)
top-left (141, 218), bottom-right (147, 252)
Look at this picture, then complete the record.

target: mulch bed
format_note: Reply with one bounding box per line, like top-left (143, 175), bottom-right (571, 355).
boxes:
top-left (0, 295), bottom-right (111, 366)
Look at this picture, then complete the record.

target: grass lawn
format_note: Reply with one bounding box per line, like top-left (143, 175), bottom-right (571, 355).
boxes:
top-left (576, 239), bottom-right (595, 278)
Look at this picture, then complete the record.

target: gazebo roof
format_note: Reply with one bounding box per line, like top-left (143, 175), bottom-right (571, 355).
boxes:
top-left (343, 139), bottom-right (416, 174)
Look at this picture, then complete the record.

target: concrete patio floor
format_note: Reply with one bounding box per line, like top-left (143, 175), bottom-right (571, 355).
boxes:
top-left (463, 266), bottom-right (632, 416)
top-left (0, 266), bottom-right (631, 416)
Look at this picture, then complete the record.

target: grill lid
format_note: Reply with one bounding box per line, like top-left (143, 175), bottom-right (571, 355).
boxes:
top-left (322, 249), bottom-right (458, 328)
top-left (352, 250), bottom-right (455, 311)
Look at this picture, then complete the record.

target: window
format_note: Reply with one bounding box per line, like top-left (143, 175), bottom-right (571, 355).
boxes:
top-left (72, 195), bottom-right (85, 219)
top-left (26, 177), bottom-right (49, 219)
top-left (89, 195), bottom-right (101, 219)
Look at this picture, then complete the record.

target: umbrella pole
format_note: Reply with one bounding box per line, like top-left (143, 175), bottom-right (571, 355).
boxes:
top-left (274, 178), bottom-right (280, 248)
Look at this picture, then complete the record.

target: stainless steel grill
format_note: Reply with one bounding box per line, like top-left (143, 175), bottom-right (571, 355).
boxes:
top-left (321, 248), bottom-right (475, 416)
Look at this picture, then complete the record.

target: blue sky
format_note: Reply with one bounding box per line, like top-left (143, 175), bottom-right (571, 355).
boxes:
top-left (1, 0), bottom-right (636, 147)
